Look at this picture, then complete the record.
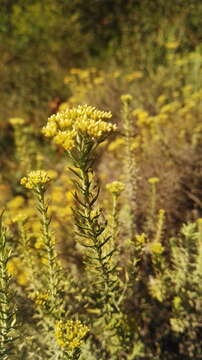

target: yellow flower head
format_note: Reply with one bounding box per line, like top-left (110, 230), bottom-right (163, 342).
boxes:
top-left (121, 94), bottom-right (133, 103)
top-left (125, 71), bottom-right (143, 82)
top-left (148, 177), bottom-right (159, 185)
top-left (165, 41), bottom-right (179, 49)
top-left (7, 196), bottom-right (25, 209)
top-left (7, 258), bottom-right (29, 286)
top-left (108, 137), bottom-right (125, 151)
top-left (21, 170), bottom-right (51, 189)
top-left (55, 320), bottom-right (89, 351)
top-left (9, 117), bottom-right (25, 126)
top-left (197, 218), bottom-right (202, 225)
top-left (106, 181), bottom-right (125, 195)
top-left (173, 296), bottom-right (182, 310)
top-left (135, 233), bottom-right (147, 246)
top-left (42, 105), bottom-right (116, 151)
top-left (149, 242), bottom-right (164, 255)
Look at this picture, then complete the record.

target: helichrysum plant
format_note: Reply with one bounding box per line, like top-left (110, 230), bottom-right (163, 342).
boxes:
top-left (20, 170), bottom-right (63, 313)
top-left (0, 213), bottom-right (18, 360)
top-left (42, 105), bottom-right (128, 357)
top-left (20, 170), bottom-right (74, 359)
top-left (21, 170), bottom-right (88, 360)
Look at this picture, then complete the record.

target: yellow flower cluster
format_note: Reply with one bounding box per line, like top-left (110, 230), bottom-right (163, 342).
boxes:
top-left (149, 242), bottom-right (164, 255)
top-left (9, 117), bottom-right (25, 126)
top-left (121, 94), bottom-right (133, 103)
top-left (21, 170), bottom-right (51, 189)
top-left (132, 85), bottom-right (202, 150)
top-left (125, 71), bottom-right (143, 82)
top-left (107, 137), bottom-right (125, 152)
top-left (173, 296), bottom-right (182, 310)
top-left (133, 109), bottom-right (150, 126)
top-left (165, 41), bottom-right (179, 49)
top-left (135, 233), bottom-right (147, 246)
top-left (55, 320), bottom-right (89, 351)
top-left (106, 181), bottom-right (125, 195)
top-left (42, 105), bottom-right (116, 151)
top-left (148, 177), bottom-right (159, 185)
top-left (7, 195), bottom-right (25, 209)
top-left (7, 258), bottom-right (28, 286)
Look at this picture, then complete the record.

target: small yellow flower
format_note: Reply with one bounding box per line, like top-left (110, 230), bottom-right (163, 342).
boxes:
top-left (112, 70), bottom-right (121, 78)
top-left (106, 181), bottom-right (125, 195)
top-left (173, 296), bottom-right (182, 310)
top-left (125, 71), bottom-right (143, 82)
top-left (21, 170), bottom-right (51, 189)
top-left (66, 191), bottom-right (74, 202)
top-left (133, 109), bottom-right (150, 125)
top-left (7, 258), bottom-right (29, 285)
top-left (135, 233), bottom-right (146, 245)
top-left (165, 41), bottom-right (179, 49)
top-left (170, 318), bottom-right (186, 333)
top-left (7, 258), bottom-right (20, 275)
top-left (157, 94), bottom-right (167, 105)
top-left (34, 240), bottom-right (42, 250)
top-left (94, 76), bottom-right (104, 85)
top-left (107, 137), bottom-right (125, 151)
top-left (55, 320), bottom-right (89, 351)
top-left (149, 242), bottom-right (164, 255)
top-left (7, 196), bottom-right (25, 209)
top-left (18, 273), bottom-right (29, 286)
top-left (59, 207), bottom-right (72, 218)
top-left (9, 117), bottom-right (25, 126)
top-left (148, 177), bottom-right (159, 185)
top-left (51, 188), bottom-right (64, 203)
top-left (121, 94), bottom-right (133, 103)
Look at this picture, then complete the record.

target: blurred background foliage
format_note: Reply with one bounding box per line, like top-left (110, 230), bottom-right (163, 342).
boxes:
top-left (1, 0), bottom-right (202, 223)
top-left (1, 0), bottom-right (202, 122)
top-left (1, 0), bottom-right (202, 218)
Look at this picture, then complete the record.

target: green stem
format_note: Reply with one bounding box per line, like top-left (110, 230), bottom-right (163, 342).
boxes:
top-left (80, 168), bottom-right (110, 287)
top-left (35, 188), bottom-right (56, 309)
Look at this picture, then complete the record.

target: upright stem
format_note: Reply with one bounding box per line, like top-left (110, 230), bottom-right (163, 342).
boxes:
top-left (35, 188), bottom-right (57, 310)
top-left (80, 167), bottom-right (110, 287)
